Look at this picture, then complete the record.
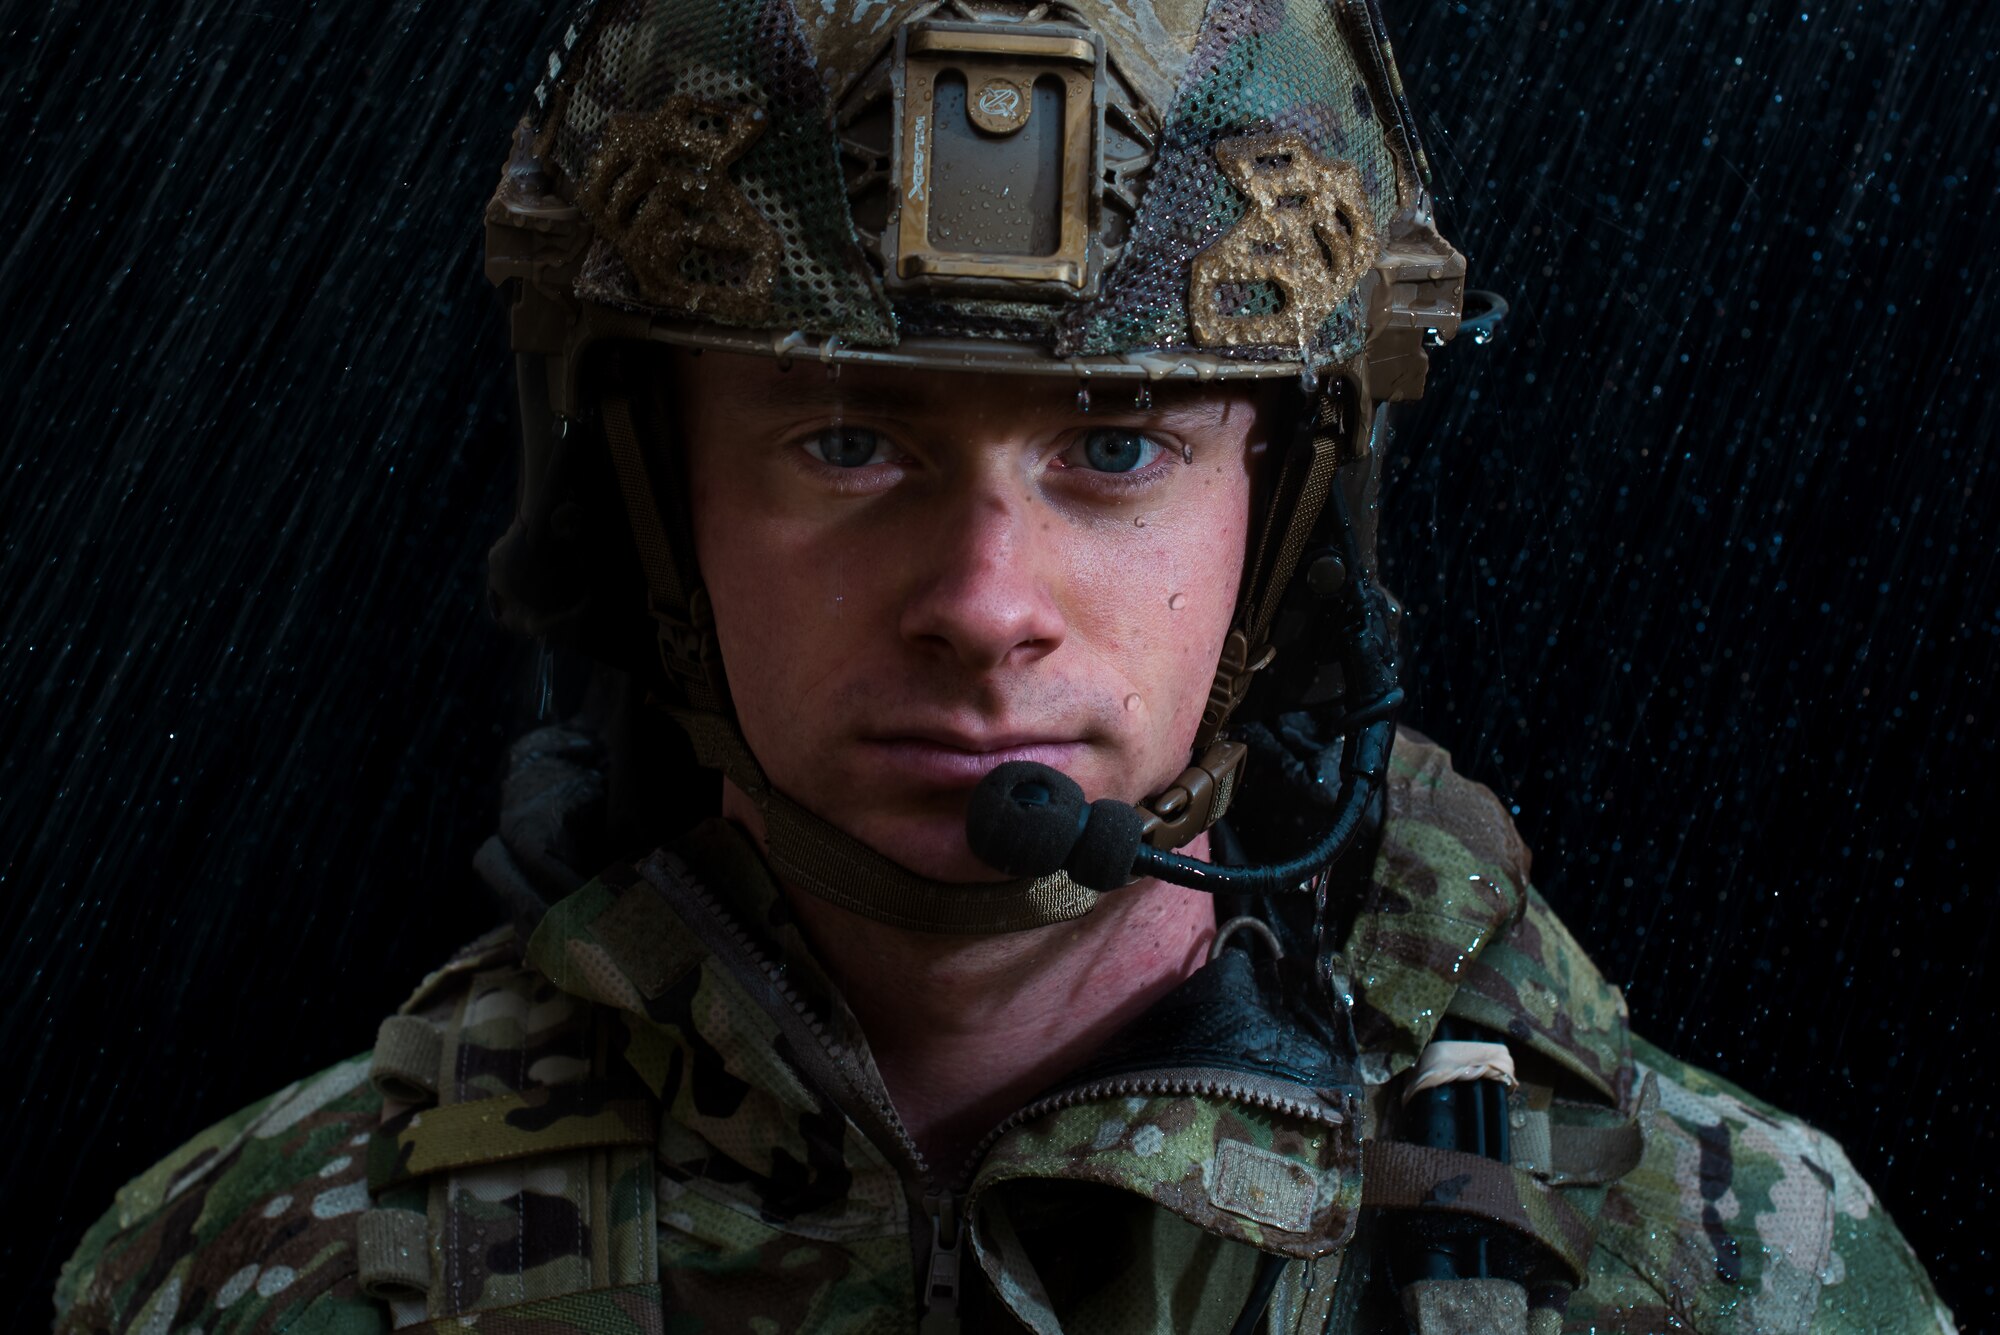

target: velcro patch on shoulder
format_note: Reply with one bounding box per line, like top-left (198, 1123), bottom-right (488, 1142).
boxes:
top-left (974, 1093), bottom-right (1360, 1259)
top-left (1211, 1140), bottom-right (1320, 1232)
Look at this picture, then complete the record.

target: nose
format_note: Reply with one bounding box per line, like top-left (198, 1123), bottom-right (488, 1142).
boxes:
top-left (898, 477), bottom-right (1067, 672)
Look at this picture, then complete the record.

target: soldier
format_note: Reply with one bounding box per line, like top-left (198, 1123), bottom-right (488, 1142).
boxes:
top-left (54, 0), bottom-right (1955, 1331)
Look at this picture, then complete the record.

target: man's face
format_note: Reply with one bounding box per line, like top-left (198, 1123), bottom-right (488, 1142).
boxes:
top-left (676, 351), bottom-right (1273, 882)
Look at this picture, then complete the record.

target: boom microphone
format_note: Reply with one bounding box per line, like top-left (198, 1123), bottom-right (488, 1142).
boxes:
top-left (963, 718), bottom-right (1394, 896)
top-left (965, 760), bottom-right (1151, 890)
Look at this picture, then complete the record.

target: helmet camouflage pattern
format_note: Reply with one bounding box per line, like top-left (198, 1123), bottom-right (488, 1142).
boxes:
top-left (487, 0), bottom-right (1466, 407)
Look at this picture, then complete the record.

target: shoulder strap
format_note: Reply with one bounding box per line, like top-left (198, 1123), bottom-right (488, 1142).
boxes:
top-left (1359, 1140), bottom-right (1596, 1287)
top-left (357, 953), bottom-right (661, 1328)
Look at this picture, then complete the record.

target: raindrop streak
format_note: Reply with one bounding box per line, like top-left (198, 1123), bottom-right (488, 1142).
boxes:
top-left (1124, 693), bottom-right (1142, 712)
top-left (1134, 384), bottom-right (1152, 410)
top-left (1168, 593), bottom-right (1188, 610)
top-left (534, 639), bottom-right (554, 720)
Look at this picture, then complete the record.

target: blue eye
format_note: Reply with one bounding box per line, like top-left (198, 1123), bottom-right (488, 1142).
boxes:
top-left (806, 427), bottom-right (886, 468)
top-left (1079, 429), bottom-right (1163, 473)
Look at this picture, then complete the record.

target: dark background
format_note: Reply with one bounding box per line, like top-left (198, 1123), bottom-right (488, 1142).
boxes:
top-left (2, 0), bottom-right (1992, 1325)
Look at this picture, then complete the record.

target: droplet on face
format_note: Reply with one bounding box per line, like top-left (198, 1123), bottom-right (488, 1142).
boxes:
top-left (1168, 592), bottom-right (1188, 610)
top-left (1133, 516), bottom-right (1147, 528)
top-left (1124, 693), bottom-right (1142, 712)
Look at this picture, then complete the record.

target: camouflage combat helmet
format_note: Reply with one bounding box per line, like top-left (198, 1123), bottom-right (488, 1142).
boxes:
top-left (483, 0), bottom-right (1481, 932)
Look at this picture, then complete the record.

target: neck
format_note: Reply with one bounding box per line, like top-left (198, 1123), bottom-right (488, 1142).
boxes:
top-left (720, 781), bottom-right (1217, 1176)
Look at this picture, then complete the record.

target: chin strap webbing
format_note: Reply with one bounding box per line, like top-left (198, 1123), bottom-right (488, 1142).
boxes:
top-left (601, 393), bottom-right (726, 715)
top-left (667, 706), bottom-right (1099, 934)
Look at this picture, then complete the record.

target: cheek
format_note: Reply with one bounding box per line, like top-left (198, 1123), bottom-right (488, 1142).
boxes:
top-left (688, 466), bottom-right (887, 753)
top-left (1065, 471), bottom-right (1251, 740)
top-left (689, 465), bottom-right (815, 730)
top-left (1159, 522), bottom-right (1251, 726)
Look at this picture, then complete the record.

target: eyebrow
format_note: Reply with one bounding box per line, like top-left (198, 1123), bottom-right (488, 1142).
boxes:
top-left (709, 374), bottom-right (1251, 427)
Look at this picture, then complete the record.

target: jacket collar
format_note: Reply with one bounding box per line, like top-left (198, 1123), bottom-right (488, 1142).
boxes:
top-left (523, 815), bottom-right (1367, 1231)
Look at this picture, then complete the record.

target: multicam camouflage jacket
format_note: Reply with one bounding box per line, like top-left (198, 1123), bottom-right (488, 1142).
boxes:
top-left (54, 730), bottom-right (1955, 1335)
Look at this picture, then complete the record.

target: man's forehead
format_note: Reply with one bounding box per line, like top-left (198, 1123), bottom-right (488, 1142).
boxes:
top-left (673, 350), bottom-right (1278, 426)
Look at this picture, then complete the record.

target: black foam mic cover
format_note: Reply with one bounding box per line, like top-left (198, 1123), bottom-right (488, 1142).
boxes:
top-left (1067, 799), bottom-right (1149, 891)
top-left (966, 761), bottom-right (1088, 878)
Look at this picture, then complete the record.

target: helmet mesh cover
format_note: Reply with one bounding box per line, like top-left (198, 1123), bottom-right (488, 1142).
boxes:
top-left (531, 0), bottom-right (1399, 364)
top-left (1056, 0), bottom-right (1401, 367)
top-left (540, 0), bottom-right (896, 343)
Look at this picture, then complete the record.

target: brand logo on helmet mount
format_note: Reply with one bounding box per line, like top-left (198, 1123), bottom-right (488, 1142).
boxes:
top-left (907, 115), bottom-right (928, 202)
top-left (971, 78), bottom-right (1030, 134)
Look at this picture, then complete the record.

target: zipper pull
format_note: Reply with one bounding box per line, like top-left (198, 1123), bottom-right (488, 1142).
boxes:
top-left (919, 1191), bottom-right (965, 1335)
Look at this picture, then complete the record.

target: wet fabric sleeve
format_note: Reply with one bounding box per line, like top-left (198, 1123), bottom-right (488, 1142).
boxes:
top-left (53, 1054), bottom-right (390, 1335)
top-left (1569, 1035), bottom-right (1955, 1335)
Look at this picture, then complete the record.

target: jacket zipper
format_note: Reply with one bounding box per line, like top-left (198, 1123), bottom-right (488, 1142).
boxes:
top-left (962, 1064), bottom-right (1352, 1173)
top-left (918, 1189), bottom-right (965, 1335)
top-left (648, 854), bottom-right (1351, 1331)
top-left (644, 855), bottom-right (959, 1324)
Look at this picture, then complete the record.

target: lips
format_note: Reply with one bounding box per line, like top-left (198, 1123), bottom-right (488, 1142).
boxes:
top-left (855, 729), bottom-right (1090, 789)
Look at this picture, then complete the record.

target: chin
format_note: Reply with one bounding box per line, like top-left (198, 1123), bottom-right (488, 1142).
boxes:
top-left (848, 812), bottom-right (1010, 884)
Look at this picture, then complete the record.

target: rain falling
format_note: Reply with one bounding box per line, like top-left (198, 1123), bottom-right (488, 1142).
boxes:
top-left (1, 0), bottom-right (1992, 1322)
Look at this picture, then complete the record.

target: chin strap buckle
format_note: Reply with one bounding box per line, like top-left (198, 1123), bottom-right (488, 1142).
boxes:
top-left (1139, 738), bottom-right (1250, 851)
top-left (1196, 629), bottom-right (1277, 748)
top-left (646, 586), bottom-right (728, 715)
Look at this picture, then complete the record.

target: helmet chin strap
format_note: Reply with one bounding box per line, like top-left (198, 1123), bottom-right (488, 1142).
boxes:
top-left (667, 703), bottom-right (1101, 934)
top-left (596, 382), bottom-right (1345, 935)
